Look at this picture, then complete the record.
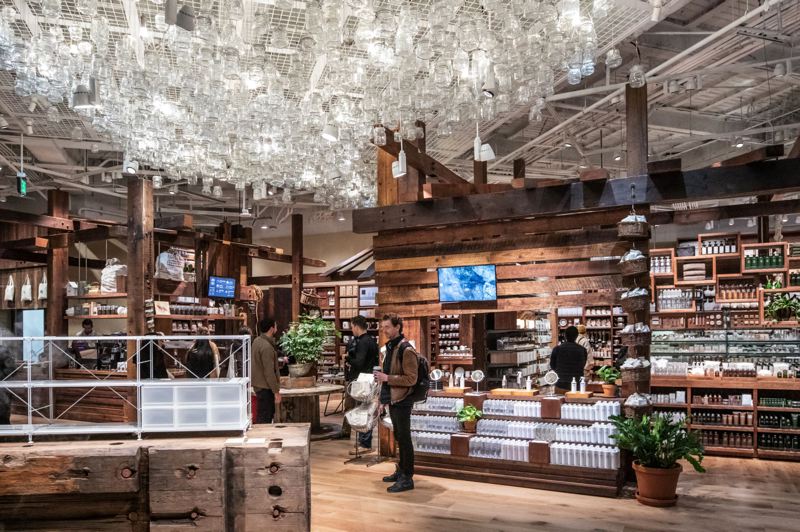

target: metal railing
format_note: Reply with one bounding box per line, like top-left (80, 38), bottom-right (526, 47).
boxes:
top-left (0, 335), bottom-right (251, 442)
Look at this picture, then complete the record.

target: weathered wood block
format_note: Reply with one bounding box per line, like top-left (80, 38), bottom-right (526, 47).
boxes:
top-left (463, 392), bottom-right (488, 411)
top-left (541, 397), bottom-right (564, 419)
top-left (529, 441), bottom-right (550, 465)
top-left (450, 434), bottom-right (473, 457)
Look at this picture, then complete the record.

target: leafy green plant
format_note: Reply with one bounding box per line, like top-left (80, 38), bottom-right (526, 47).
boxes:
top-left (765, 294), bottom-right (800, 322)
top-left (457, 405), bottom-right (483, 423)
top-left (597, 366), bottom-right (621, 384)
top-left (278, 314), bottom-right (340, 364)
top-left (609, 414), bottom-right (706, 473)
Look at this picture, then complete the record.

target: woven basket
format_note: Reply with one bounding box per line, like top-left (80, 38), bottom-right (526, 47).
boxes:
top-left (618, 221), bottom-right (651, 240)
top-left (620, 257), bottom-right (649, 277)
top-left (624, 403), bottom-right (653, 418)
top-left (620, 331), bottom-right (652, 346)
top-left (622, 365), bottom-right (651, 383)
top-left (621, 294), bottom-right (649, 314)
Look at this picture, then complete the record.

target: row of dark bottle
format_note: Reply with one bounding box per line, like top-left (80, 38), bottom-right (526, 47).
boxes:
top-left (744, 252), bottom-right (784, 270)
top-left (758, 414), bottom-right (800, 429)
top-left (759, 433), bottom-right (800, 450)
top-left (701, 431), bottom-right (753, 449)
top-left (694, 411), bottom-right (752, 426)
top-left (692, 394), bottom-right (744, 406)
top-left (759, 397), bottom-right (800, 407)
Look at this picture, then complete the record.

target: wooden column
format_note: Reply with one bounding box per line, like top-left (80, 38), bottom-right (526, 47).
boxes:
top-left (376, 149), bottom-right (398, 207)
top-left (291, 213), bottom-right (303, 321)
top-left (473, 160), bottom-right (488, 186)
top-left (513, 158), bottom-right (526, 180)
top-left (126, 176), bottom-right (154, 421)
top-left (46, 190), bottom-right (69, 336)
top-left (625, 84), bottom-right (648, 177)
top-left (472, 314), bottom-right (487, 373)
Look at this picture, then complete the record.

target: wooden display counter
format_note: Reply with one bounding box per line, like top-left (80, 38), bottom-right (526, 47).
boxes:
top-left (0, 425), bottom-right (311, 531)
top-left (53, 368), bottom-right (128, 423)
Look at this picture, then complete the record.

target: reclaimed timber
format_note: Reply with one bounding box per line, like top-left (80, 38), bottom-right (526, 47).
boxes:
top-left (0, 249), bottom-right (104, 269)
top-left (355, 158), bottom-right (800, 233)
top-left (48, 226), bottom-right (129, 249)
top-left (397, 164), bottom-right (425, 203)
top-left (154, 214), bottom-right (193, 230)
top-left (373, 227), bottom-right (621, 260)
top-left (647, 158), bottom-right (682, 174)
top-left (0, 236), bottom-right (49, 250)
top-left (625, 83), bottom-right (648, 178)
top-left (375, 242), bottom-right (629, 272)
top-left (0, 208), bottom-right (74, 230)
top-left (372, 207), bottom-right (632, 249)
top-left (475, 183), bottom-right (514, 193)
top-left (376, 148), bottom-right (398, 207)
top-left (374, 126), bottom-right (469, 186)
top-left (292, 213), bottom-right (303, 322)
top-left (249, 271), bottom-right (367, 286)
top-left (0, 426), bottom-right (310, 531)
top-left (719, 145), bottom-right (784, 166)
top-left (46, 190), bottom-right (69, 336)
top-left (126, 176), bottom-right (154, 422)
top-left (473, 159), bottom-right (487, 186)
top-left (513, 158), bottom-right (526, 180)
top-left (422, 183), bottom-right (475, 199)
top-left (669, 198), bottom-right (800, 225)
top-left (321, 248), bottom-right (372, 277)
top-left (246, 247), bottom-right (325, 268)
top-left (579, 168), bottom-right (610, 181)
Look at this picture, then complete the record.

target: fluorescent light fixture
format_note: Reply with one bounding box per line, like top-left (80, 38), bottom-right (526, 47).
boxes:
top-left (123, 158), bottom-right (139, 174)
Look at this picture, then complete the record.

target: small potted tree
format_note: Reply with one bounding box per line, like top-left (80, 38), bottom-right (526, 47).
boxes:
top-left (457, 405), bottom-right (483, 433)
top-left (278, 315), bottom-right (339, 378)
top-left (597, 366), bottom-right (621, 397)
top-left (610, 414), bottom-right (705, 507)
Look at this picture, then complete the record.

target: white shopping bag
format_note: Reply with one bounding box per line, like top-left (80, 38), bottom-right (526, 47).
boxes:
top-left (4, 275), bottom-right (14, 302)
top-left (38, 276), bottom-right (47, 300)
top-left (20, 275), bottom-right (32, 303)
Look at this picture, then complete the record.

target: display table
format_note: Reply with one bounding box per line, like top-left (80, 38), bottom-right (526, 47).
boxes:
top-left (53, 368), bottom-right (128, 423)
top-left (278, 383), bottom-right (344, 440)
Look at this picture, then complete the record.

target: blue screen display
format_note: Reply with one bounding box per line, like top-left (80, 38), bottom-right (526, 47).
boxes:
top-left (437, 265), bottom-right (497, 302)
top-left (208, 276), bottom-right (236, 299)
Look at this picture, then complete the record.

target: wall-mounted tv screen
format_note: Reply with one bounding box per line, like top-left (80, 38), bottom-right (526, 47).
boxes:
top-left (208, 276), bottom-right (236, 299)
top-left (438, 265), bottom-right (497, 303)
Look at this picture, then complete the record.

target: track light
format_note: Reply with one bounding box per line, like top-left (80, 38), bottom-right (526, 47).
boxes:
top-left (650, 0), bottom-right (663, 22)
top-left (774, 62), bottom-right (787, 78)
top-left (477, 143), bottom-right (495, 161)
top-left (392, 138), bottom-right (408, 178)
top-left (169, 184), bottom-right (177, 195)
top-left (240, 206), bottom-right (251, 217)
top-left (123, 158), bottom-right (139, 174)
top-left (337, 211), bottom-right (346, 222)
top-left (482, 70), bottom-right (497, 98)
top-left (782, 215), bottom-right (789, 223)
top-left (321, 122), bottom-right (338, 142)
top-left (613, 151), bottom-right (622, 162)
top-left (729, 218), bottom-right (735, 226)
top-left (0, 116), bottom-right (7, 129)
top-left (732, 136), bottom-right (744, 149)
top-left (268, 185), bottom-right (275, 196)
top-left (747, 217), bottom-right (756, 228)
top-left (28, 101), bottom-right (37, 113)
top-left (705, 221), bottom-right (714, 231)
top-left (152, 175), bottom-right (163, 188)
top-left (260, 224), bottom-right (268, 230)
top-left (563, 141), bottom-right (573, 148)
top-left (23, 119), bottom-right (33, 136)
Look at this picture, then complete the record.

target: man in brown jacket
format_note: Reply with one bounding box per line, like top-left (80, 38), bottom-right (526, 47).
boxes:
top-left (373, 313), bottom-right (418, 493)
top-left (252, 318), bottom-right (282, 424)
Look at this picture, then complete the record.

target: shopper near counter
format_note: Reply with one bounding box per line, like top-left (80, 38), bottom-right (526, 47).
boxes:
top-left (374, 313), bottom-right (418, 493)
top-left (252, 318), bottom-right (282, 424)
top-left (186, 326), bottom-right (220, 379)
top-left (576, 324), bottom-right (595, 379)
top-left (71, 319), bottom-right (98, 365)
top-left (342, 315), bottom-right (380, 450)
top-left (138, 332), bottom-right (171, 379)
top-left (550, 326), bottom-right (587, 393)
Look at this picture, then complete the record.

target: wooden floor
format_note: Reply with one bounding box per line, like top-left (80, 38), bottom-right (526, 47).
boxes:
top-left (312, 394), bottom-right (800, 532)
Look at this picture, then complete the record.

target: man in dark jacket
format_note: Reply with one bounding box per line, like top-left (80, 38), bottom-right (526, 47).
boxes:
top-left (550, 326), bottom-right (587, 393)
top-left (341, 315), bottom-right (379, 450)
top-left (374, 313), bottom-right (418, 493)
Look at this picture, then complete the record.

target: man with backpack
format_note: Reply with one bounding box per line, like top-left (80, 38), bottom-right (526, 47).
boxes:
top-left (373, 313), bottom-right (422, 493)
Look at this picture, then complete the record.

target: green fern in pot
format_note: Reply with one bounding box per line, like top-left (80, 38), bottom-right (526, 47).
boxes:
top-left (279, 314), bottom-right (339, 377)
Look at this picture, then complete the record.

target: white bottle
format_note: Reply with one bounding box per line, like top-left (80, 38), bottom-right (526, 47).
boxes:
top-left (579, 376), bottom-right (586, 393)
top-left (502, 375), bottom-right (507, 388)
top-left (571, 377), bottom-right (577, 392)
top-left (526, 376), bottom-right (532, 391)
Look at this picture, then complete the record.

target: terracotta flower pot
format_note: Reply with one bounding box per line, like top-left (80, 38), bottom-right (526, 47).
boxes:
top-left (601, 384), bottom-right (618, 397)
top-left (288, 362), bottom-right (315, 378)
top-left (462, 419), bottom-right (478, 433)
top-left (633, 461), bottom-right (682, 507)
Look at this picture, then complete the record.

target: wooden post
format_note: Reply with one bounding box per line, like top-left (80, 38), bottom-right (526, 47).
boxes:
top-left (473, 159), bottom-right (488, 186)
top-left (126, 176), bottom-right (154, 422)
top-left (376, 149), bottom-right (398, 207)
top-left (625, 84), bottom-right (648, 177)
top-left (291, 213), bottom-right (303, 321)
top-left (757, 195), bottom-right (771, 243)
top-left (46, 190), bottom-right (69, 336)
top-left (513, 158), bottom-right (526, 180)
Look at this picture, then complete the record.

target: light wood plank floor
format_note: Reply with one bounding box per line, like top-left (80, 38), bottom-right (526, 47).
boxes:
top-left (311, 396), bottom-right (800, 532)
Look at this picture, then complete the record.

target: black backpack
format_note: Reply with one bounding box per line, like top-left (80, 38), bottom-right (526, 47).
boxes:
top-left (399, 341), bottom-right (430, 403)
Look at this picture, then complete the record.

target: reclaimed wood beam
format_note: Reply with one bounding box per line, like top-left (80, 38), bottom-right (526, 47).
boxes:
top-left (719, 144), bottom-right (784, 166)
top-left (626, 84), bottom-right (648, 177)
top-left (353, 158), bottom-right (800, 233)
top-left (46, 190), bottom-right (69, 336)
top-left (248, 270), bottom-right (368, 286)
top-left (0, 208), bottom-right (74, 230)
top-left (0, 249), bottom-right (105, 269)
top-left (0, 236), bottom-right (49, 251)
top-left (375, 127), bottom-right (470, 186)
top-left (245, 248), bottom-right (325, 268)
top-left (291, 213), bottom-right (303, 321)
top-left (154, 214), bottom-right (193, 230)
top-left (473, 160), bottom-right (487, 186)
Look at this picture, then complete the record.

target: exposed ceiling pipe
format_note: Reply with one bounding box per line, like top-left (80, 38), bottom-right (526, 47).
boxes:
top-left (492, 0), bottom-right (787, 169)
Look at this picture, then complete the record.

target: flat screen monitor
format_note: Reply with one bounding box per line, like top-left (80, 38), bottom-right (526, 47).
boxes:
top-left (437, 265), bottom-right (497, 303)
top-left (208, 276), bottom-right (236, 299)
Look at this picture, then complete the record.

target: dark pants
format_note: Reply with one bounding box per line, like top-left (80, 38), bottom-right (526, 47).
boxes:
top-left (389, 403), bottom-right (414, 478)
top-left (255, 389), bottom-right (276, 424)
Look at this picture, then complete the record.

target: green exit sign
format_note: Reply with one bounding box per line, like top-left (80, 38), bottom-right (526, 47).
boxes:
top-left (16, 172), bottom-right (27, 197)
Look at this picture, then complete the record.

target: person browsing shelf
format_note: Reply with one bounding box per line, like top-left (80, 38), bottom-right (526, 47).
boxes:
top-left (252, 318), bottom-right (282, 424)
top-left (342, 315), bottom-right (380, 451)
top-left (550, 326), bottom-right (587, 393)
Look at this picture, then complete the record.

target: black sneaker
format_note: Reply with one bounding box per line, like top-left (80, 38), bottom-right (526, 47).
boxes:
top-left (387, 476), bottom-right (414, 493)
top-left (382, 467), bottom-right (400, 483)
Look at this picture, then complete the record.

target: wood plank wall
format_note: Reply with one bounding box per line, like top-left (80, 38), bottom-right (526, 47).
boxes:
top-left (372, 210), bottom-right (631, 318)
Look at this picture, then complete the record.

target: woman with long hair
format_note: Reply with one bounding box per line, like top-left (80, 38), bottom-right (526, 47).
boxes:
top-left (186, 327), bottom-right (220, 379)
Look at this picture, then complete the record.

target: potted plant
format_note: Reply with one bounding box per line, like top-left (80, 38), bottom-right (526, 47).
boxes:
top-left (765, 294), bottom-right (800, 322)
top-left (597, 366), bottom-right (621, 397)
top-left (609, 414), bottom-right (705, 507)
top-left (278, 314), bottom-right (339, 378)
top-left (457, 405), bottom-right (483, 433)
